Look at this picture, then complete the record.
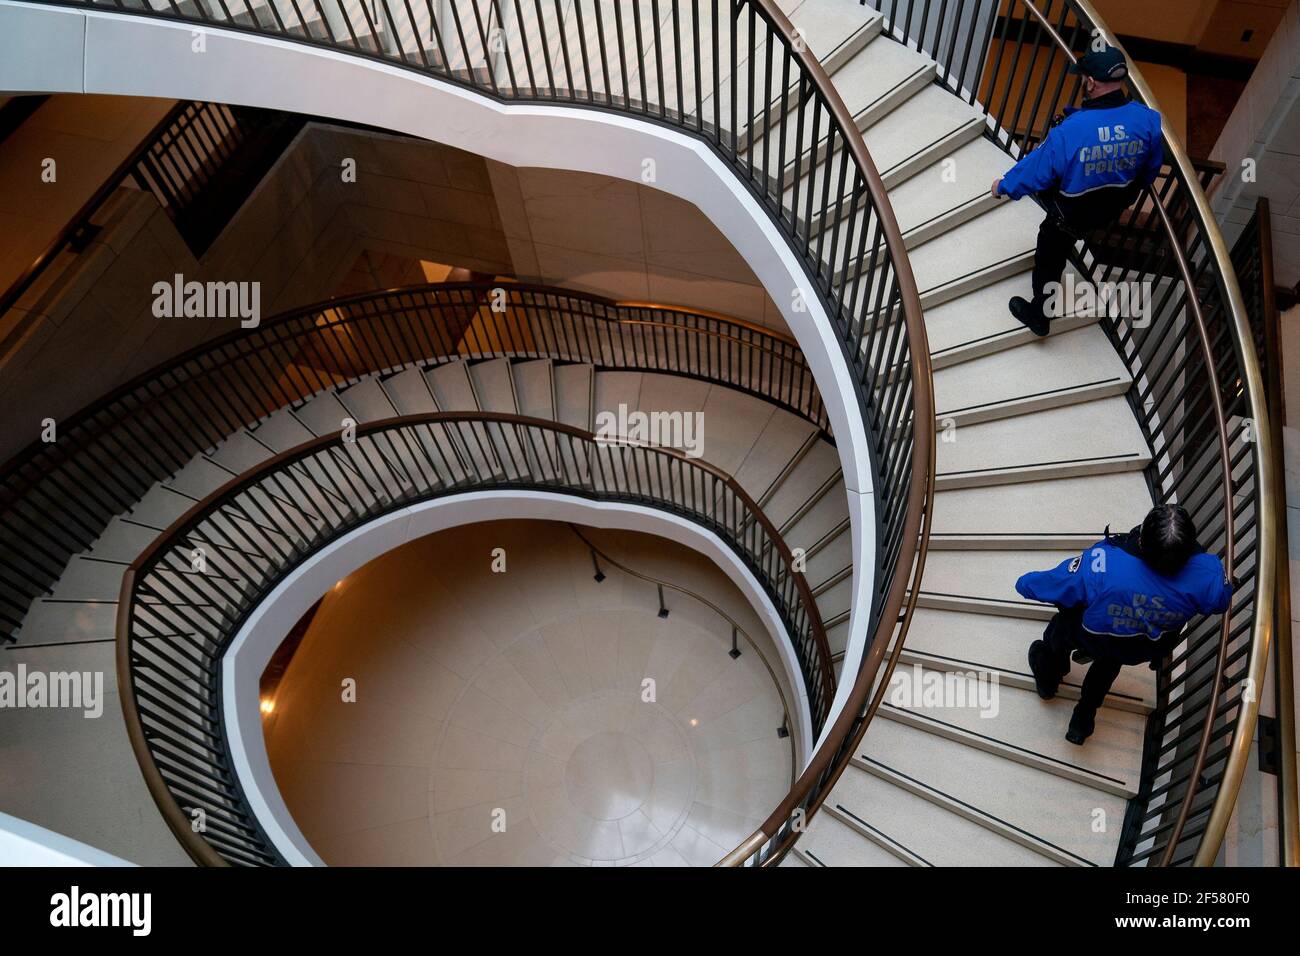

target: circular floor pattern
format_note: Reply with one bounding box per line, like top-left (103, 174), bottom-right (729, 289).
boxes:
top-left (524, 693), bottom-right (696, 864)
top-left (264, 521), bottom-right (795, 866)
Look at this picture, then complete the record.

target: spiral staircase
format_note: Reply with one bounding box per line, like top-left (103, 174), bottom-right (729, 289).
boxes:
top-left (0, 0), bottom-right (1284, 867)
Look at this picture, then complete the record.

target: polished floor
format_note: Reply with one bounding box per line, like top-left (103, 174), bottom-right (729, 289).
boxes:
top-left (264, 520), bottom-right (795, 866)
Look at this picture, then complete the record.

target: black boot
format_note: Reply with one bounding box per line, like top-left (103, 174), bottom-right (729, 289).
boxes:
top-left (1066, 704), bottom-right (1096, 745)
top-left (1028, 640), bottom-right (1059, 700)
top-left (1009, 296), bottom-right (1050, 337)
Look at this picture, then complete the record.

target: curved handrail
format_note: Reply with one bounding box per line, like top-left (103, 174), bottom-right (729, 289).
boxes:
top-left (1038, 0), bottom-right (1272, 871)
top-left (117, 411), bottom-right (828, 866)
top-left (565, 522), bottom-right (798, 785)
top-left (12, 0), bottom-right (935, 867)
top-left (0, 280), bottom-right (829, 640)
top-left (878, 0), bottom-right (1274, 866)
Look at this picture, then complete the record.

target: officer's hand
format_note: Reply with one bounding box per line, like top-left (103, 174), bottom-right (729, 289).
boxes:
top-left (991, 178), bottom-right (1002, 198)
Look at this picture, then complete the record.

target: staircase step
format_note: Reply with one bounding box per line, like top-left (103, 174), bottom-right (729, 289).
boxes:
top-left (512, 358), bottom-right (556, 421)
top-left (812, 572), bottom-right (852, 625)
top-left (427, 360), bottom-right (481, 413)
top-left (337, 376), bottom-right (400, 423)
top-left (732, 411), bottom-right (818, 505)
top-left (782, 478), bottom-right (848, 563)
top-left (789, 80), bottom-right (982, 226)
top-left (865, 84), bottom-right (985, 187)
top-left (903, 200), bottom-right (1042, 299)
top-left (923, 270), bottom-right (1096, 370)
top-left (933, 325), bottom-right (1132, 427)
top-left (804, 521), bottom-right (852, 592)
top-left (15, 599), bottom-right (116, 646)
top-left (382, 366), bottom-right (439, 416)
top-left (762, 439), bottom-right (841, 527)
top-left (916, 548), bottom-right (1073, 619)
top-left (797, 804), bottom-right (911, 867)
top-left (767, 33), bottom-right (934, 180)
top-left (930, 472), bottom-right (1152, 550)
top-left (293, 390), bottom-right (351, 438)
top-left (553, 363), bottom-right (594, 431)
top-left (857, 718), bottom-right (1127, 865)
top-left (890, 137), bottom-right (1016, 246)
top-left (936, 397), bottom-right (1151, 490)
top-left (899, 607), bottom-right (1157, 713)
top-left (881, 667), bottom-right (1145, 797)
top-left (164, 454), bottom-right (234, 501)
top-left (827, 763), bottom-right (1058, 865)
top-left (250, 406), bottom-right (317, 450)
top-left (468, 357), bottom-right (519, 414)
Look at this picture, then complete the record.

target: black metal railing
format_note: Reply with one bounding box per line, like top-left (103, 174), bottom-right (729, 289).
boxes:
top-left (1230, 198), bottom-right (1299, 865)
top-left (0, 100), bottom-right (303, 320)
top-left (13, 0), bottom-right (936, 868)
top-left (871, 0), bottom-right (1275, 867)
top-left (0, 281), bottom-right (827, 644)
top-left (117, 412), bottom-right (828, 866)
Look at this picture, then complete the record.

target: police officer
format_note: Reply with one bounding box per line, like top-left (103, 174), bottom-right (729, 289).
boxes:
top-left (1014, 505), bottom-right (1232, 745)
top-left (991, 45), bottom-right (1164, 336)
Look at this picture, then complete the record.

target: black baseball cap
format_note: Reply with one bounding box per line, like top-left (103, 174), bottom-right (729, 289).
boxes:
top-left (1070, 45), bottom-right (1129, 81)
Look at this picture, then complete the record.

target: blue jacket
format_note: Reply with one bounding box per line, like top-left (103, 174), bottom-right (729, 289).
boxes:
top-left (1015, 530), bottom-right (1232, 641)
top-left (997, 94), bottom-right (1164, 200)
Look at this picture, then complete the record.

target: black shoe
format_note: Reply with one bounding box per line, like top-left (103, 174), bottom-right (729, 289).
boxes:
top-left (1009, 296), bottom-right (1050, 337)
top-left (1028, 640), bottom-right (1058, 700)
top-left (1066, 705), bottom-right (1096, 745)
top-left (1071, 649), bottom-right (1094, 665)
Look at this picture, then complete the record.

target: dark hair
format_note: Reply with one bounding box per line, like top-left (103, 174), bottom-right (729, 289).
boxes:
top-left (1140, 505), bottom-right (1198, 576)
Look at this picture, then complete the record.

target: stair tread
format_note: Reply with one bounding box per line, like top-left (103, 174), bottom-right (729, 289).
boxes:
top-left (882, 670), bottom-right (1145, 796)
top-left (774, 0), bottom-right (882, 67)
top-left (933, 325), bottom-right (1131, 423)
top-left (830, 764), bottom-right (1059, 866)
top-left (902, 607), bottom-right (1157, 711)
top-left (553, 364), bottom-right (593, 431)
top-left (919, 548), bottom-right (1075, 610)
top-left (427, 361), bottom-right (481, 412)
top-left (904, 200), bottom-right (1042, 295)
top-left (338, 376), bottom-right (400, 423)
top-left (889, 136), bottom-right (1015, 236)
top-left (468, 357), bottom-right (518, 414)
top-left (936, 396), bottom-right (1151, 486)
top-left (732, 410), bottom-right (817, 503)
top-left (512, 358), bottom-right (556, 420)
top-left (858, 717), bottom-right (1126, 865)
top-left (251, 406), bottom-right (316, 449)
top-left (293, 390), bottom-right (350, 437)
top-left (798, 808), bottom-right (910, 867)
top-left (828, 31), bottom-right (934, 122)
top-left (383, 366), bottom-right (439, 416)
top-left (862, 83), bottom-right (983, 180)
top-left (932, 472), bottom-right (1152, 544)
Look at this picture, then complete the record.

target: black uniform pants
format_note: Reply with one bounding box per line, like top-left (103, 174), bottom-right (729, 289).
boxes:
top-left (1029, 186), bottom-right (1143, 317)
top-left (1040, 606), bottom-right (1178, 715)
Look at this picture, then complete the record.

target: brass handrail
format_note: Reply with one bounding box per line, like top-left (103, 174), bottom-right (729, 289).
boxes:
top-left (1019, 0), bottom-right (1277, 865)
top-left (715, 0), bottom-right (933, 866)
top-left (1240, 198), bottom-right (1299, 865)
top-left (11, 0), bottom-right (936, 867)
top-left (118, 411), bottom-right (830, 865)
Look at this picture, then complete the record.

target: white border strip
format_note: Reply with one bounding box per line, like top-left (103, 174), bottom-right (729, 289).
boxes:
top-left (223, 491), bottom-right (815, 865)
top-left (0, 1), bottom-right (880, 738)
